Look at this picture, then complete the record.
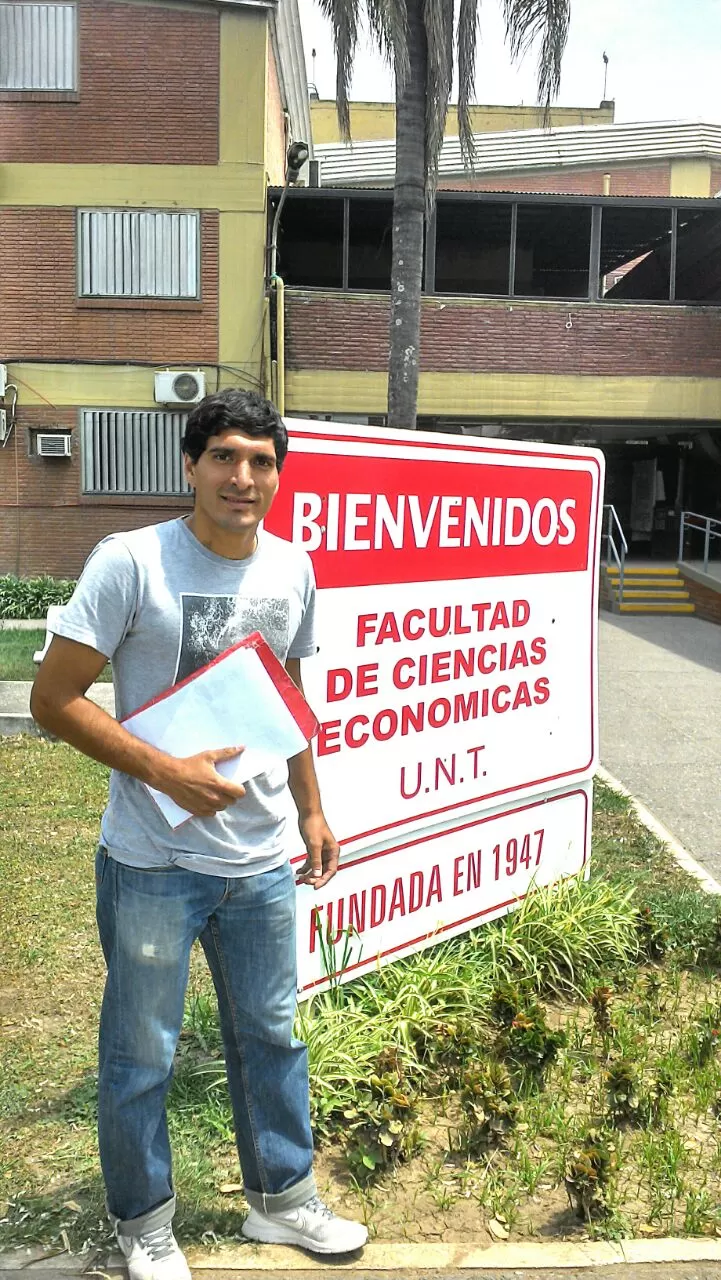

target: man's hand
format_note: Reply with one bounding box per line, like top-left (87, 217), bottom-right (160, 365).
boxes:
top-left (157, 747), bottom-right (246, 817)
top-left (295, 812), bottom-right (340, 889)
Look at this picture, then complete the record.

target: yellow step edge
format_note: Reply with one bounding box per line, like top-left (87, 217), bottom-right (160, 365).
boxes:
top-left (607, 567), bottom-right (682, 577)
top-left (614, 583), bottom-right (686, 591)
top-left (617, 590), bottom-right (691, 600)
top-left (618, 602), bottom-right (696, 614)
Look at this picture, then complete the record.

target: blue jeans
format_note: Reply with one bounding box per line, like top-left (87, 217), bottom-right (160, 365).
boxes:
top-left (95, 849), bottom-right (316, 1235)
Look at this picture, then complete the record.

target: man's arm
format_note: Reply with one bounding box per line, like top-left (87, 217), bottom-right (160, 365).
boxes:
top-left (285, 657), bottom-right (339, 889)
top-left (31, 635), bottom-right (246, 818)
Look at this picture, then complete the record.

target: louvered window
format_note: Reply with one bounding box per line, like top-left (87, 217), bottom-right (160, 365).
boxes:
top-left (0, 3), bottom-right (76, 89)
top-left (78, 210), bottom-right (200, 299)
top-left (82, 411), bottom-right (192, 496)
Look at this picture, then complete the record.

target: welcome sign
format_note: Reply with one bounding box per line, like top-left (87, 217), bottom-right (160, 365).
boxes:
top-left (265, 422), bottom-right (604, 991)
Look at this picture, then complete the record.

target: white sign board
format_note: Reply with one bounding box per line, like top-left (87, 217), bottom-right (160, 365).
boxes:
top-left (267, 422), bottom-right (604, 854)
top-left (294, 783), bottom-right (591, 993)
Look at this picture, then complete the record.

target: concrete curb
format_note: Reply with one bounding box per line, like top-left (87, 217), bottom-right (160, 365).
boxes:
top-left (0, 619), bottom-right (46, 631)
top-left (6, 1237), bottom-right (721, 1273)
top-left (596, 766), bottom-right (721, 895)
top-left (182, 1237), bottom-right (721, 1270)
top-left (0, 713), bottom-right (48, 737)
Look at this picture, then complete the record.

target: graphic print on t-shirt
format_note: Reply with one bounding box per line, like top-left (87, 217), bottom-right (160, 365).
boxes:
top-left (174, 593), bottom-right (290, 684)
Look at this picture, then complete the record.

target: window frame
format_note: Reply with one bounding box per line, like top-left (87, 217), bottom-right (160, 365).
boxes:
top-left (80, 408), bottom-right (193, 497)
top-left (76, 209), bottom-right (202, 302)
top-left (0, 2), bottom-right (78, 92)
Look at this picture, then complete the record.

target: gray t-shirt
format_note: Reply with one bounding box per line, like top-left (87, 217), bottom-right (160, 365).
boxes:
top-left (54, 518), bottom-right (317, 876)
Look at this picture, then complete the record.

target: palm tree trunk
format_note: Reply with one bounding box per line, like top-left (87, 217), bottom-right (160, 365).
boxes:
top-left (387, 0), bottom-right (426, 431)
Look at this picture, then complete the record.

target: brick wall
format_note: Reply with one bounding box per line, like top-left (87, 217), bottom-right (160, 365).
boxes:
top-left (678, 572), bottom-right (721, 626)
top-left (0, 0), bottom-right (219, 163)
top-left (285, 291), bottom-right (721, 378)
top-left (440, 164), bottom-right (671, 197)
top-left (0, 408), bottom-right (191, 577)
top-left (0, 208), bottom-right (219, 362)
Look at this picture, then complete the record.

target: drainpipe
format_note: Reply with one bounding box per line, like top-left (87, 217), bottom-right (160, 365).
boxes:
top-left (267, 141), bottom-right (309, 414)
top-left (274, 275), bottom-right (286, 415)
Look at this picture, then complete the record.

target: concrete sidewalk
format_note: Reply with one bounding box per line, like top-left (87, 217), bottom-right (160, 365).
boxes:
top-left (0, 680), bottom-right (114, 736)
top-left (598, 612), bottom-right (721, 883)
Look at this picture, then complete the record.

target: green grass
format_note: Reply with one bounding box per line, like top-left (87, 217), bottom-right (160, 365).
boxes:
top-left (3, 747), bottom-right (721, 1253)
top-left (0, 630), bottom-right (112, 682)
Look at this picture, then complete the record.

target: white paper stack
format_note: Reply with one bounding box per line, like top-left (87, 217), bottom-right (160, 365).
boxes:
top-left (122, 631), bottom-right (318, 828)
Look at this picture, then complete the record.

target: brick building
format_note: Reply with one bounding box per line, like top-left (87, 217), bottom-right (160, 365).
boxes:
top-left (0, 0), bottom-right (309, 576)
top-left (273, 117), bottom-right (721, 556)
top-left (3, 7), bottom-right (721, 576)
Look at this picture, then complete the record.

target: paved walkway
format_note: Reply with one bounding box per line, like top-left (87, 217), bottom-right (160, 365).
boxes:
top-left (599, 612), bottom-right (721, 881)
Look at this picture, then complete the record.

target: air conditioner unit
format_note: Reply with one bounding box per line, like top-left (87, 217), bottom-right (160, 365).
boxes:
top-left (37, 433), bottom-right (72, 458)
top-left (0, 410), bottom-right (7, 443)
top-left (0, 365), bottom-right (7, 397)
top-left (154, 370), bottom-right (206, 405)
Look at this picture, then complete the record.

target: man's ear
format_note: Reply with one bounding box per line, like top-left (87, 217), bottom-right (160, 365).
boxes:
top-left (183, 453), bottom-right (195, 489)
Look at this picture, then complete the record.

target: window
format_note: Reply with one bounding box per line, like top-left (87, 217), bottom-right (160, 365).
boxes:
top-left (0, 3), bottom-right (76, 90)
top-left (348, 199), bottom-right (393, 290)
top-left (81, 411), bottom-right (191, 496)
top-left (78, 210), bottom-right (200, 299)
top-left (435, 201), bottom-right (513, 294)
top-left (514, 205), bottom-right (592, 299)
top-left (673, 208), bottom-right (721, 305)
top-left (600, 207), bottom-right (672, 301)
top-left (275, 197), bottom-right (343, 288)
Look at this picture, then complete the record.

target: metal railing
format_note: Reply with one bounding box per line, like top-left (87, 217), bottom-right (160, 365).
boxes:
top-left (603, 504), bottom-right (627, 598)
top-left (678, 510), bottom-right (721, 573)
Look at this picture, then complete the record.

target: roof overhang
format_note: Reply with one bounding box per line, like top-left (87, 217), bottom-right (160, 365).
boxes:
top-left (315, 119), bottom-right (721, 186)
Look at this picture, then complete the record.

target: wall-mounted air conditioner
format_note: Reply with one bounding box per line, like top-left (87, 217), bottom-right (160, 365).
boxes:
top-left (0, 365), bottom-right (7, 398)
top-left (154, 370), bottom-right (206, 405)
top-left (37, 433), bottom-right (72, 458)
top-left (0, 410), bottom-right (7, 443)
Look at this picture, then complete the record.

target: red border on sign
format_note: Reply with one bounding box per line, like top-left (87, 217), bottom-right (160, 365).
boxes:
top-left (297, 787), bottom-right (589, 993)
top-left (282, 427), bottom-right (601, 846)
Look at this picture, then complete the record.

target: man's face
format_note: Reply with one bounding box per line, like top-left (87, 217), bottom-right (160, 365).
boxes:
top-left (184, 429), bottom-right (280, 538)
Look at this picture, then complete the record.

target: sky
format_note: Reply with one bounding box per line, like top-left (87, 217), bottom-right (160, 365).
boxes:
top-left (300, 0), bottom-right (721, 125)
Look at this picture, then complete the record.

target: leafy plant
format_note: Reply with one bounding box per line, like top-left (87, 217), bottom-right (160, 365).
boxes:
top-left (565, 1127), bottom-right (616, 1222)
top-left (342, 1069), bottom-right (421, 1182)
top-left (0, 574), bottom-right (76, 619)
top-left (605, 1057), bottom-right (648, 1126)
top-left (686, 1005), bottom-right (721, 1067)
top-left (458, 1062), bottom-right (519, 1153)
top-left (490, 985), bottom-right (567, 1084)
top-left (637, 905), bottom-right (669, 960)
top-left (590, 985), bottom-right (615, 1041)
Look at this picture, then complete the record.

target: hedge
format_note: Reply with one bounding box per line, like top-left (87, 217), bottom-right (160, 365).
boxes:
top-left (0, 575), bottom-right (76, 620)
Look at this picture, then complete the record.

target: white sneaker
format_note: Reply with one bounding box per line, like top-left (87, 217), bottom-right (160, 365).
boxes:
top-left (116, 1224), bottom-right (192, 1280)
top-left (242, 1195), bottom-right (368, 1255)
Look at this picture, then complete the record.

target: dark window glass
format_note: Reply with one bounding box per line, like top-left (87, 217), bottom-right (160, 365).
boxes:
top-left (600, 207), bottom-right (672, 301)
top-left (276, 197), bottom-right (343, 287)
top-left (674, 208), bottom-right (721, 304)
top-left (348, 199), bottom-right (393, 289)
top-left (435, 201), bottom-right (512, 294)
top-left (514, 204), bottom-right (592, 298)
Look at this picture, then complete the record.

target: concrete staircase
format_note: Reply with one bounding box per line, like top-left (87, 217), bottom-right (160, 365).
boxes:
top-left (604, 565), bottom-right (696, 615)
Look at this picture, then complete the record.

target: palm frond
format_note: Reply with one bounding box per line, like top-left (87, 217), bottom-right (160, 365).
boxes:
top-left (365, 0), bottom-right (411, 89)
top-left (502, 0), bottom-right (570, 110)
top-left (423, 0), bottom-right (454, 203)
top-left (316, 0), bottom-right (362, 140)
top-left (456, 0), bottom-right (480, 169)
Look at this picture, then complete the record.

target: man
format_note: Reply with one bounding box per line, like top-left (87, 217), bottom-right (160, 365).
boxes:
top-left (31, 389), bottom-right (368, 1279)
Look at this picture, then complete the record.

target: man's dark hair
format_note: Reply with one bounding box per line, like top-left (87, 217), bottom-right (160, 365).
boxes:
top-left (181, 389), bottom-right (288, 470)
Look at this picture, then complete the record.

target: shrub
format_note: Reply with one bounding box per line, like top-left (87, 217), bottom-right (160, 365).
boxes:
top-left (0, 575), bottom-right (76, 620)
